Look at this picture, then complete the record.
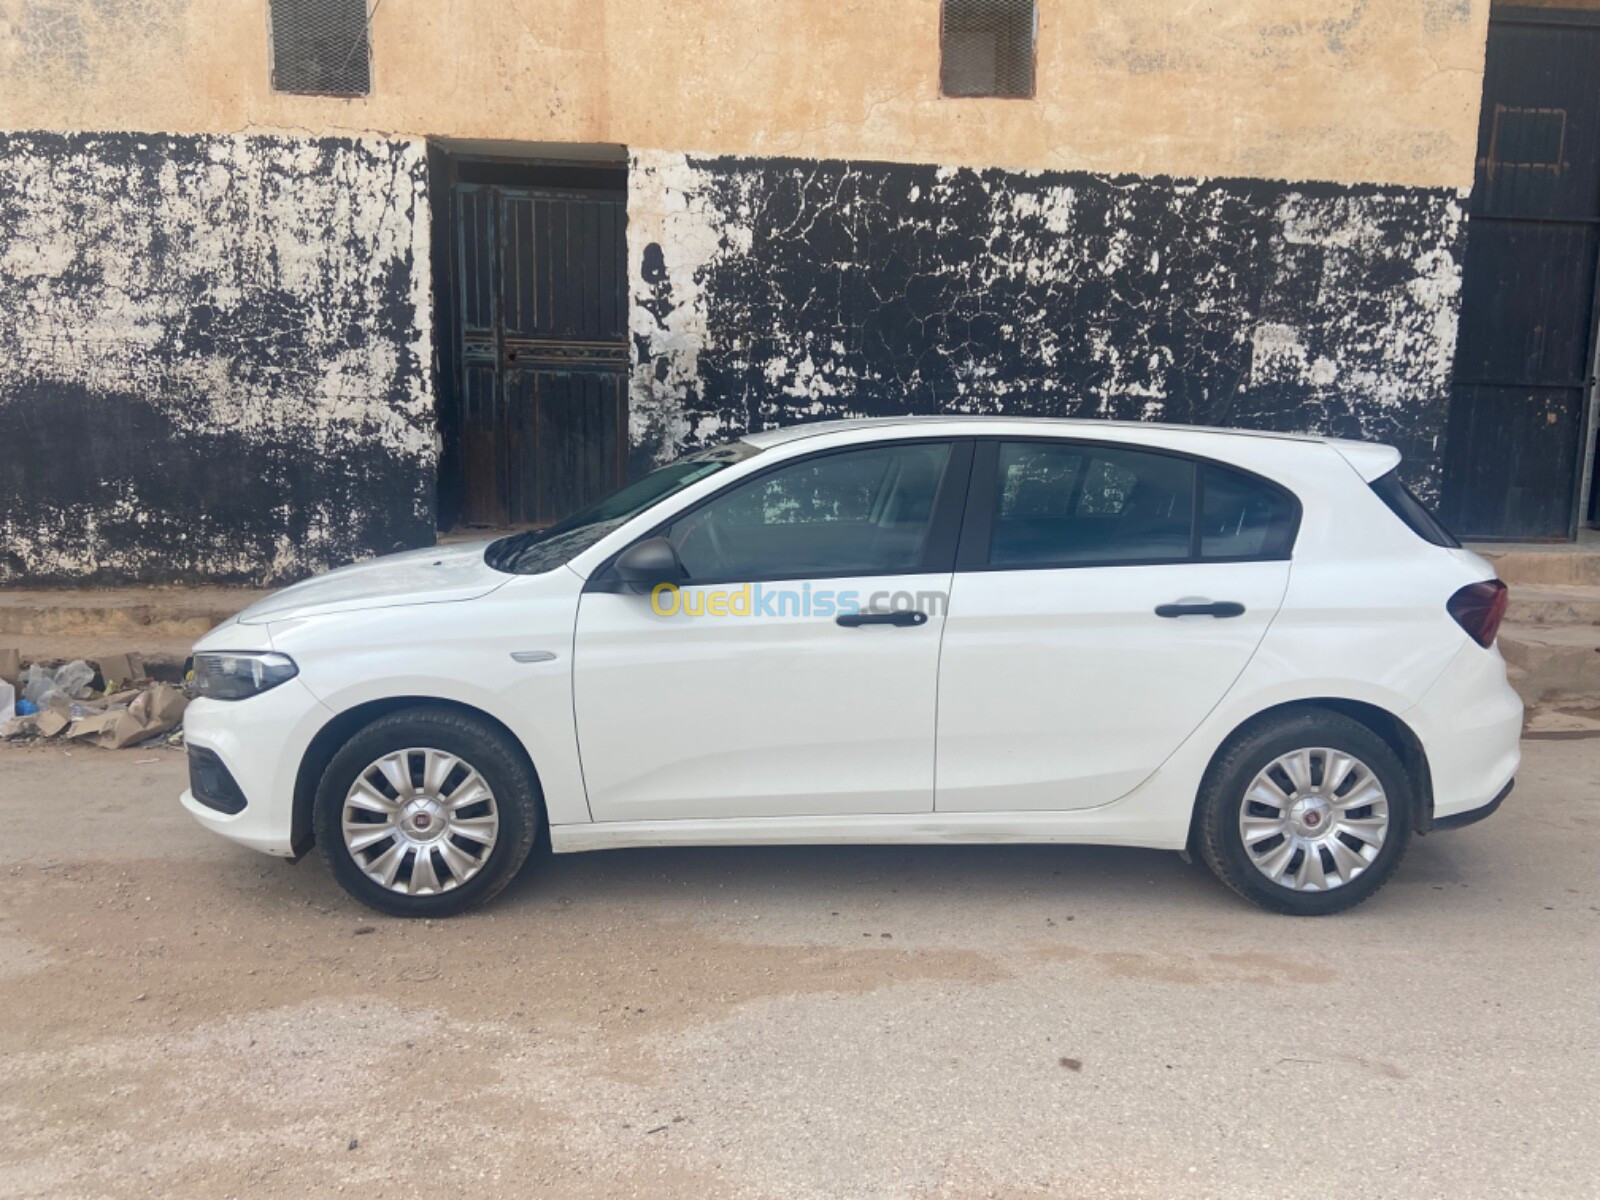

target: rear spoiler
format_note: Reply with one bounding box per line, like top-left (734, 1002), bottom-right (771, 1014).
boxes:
top-left (1331, 441), bottom-right (1402, 483)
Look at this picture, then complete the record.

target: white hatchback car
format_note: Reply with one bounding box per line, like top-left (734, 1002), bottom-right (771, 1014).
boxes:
top-left (182, 417), bottom-right (1521, 917)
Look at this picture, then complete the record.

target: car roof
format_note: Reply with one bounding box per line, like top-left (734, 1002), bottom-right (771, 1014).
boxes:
top-left (737, 416), bottom-right (1400, 481)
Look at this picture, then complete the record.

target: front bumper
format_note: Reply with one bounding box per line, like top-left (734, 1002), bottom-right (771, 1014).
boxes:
top-left (180, 676), bottom-right (331, 857)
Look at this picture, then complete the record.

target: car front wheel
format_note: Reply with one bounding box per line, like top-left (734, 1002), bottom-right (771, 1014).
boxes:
top-left (313, 707), bottom-right (542, 917)
top-left (1196, 708), bottom-right (1413, 915)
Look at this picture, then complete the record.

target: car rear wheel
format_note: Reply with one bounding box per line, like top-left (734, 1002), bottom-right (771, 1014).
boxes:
top-left (313, 707), bottom-right (542, 917)
top-left (1196, 708), bottom-right (1413, 915)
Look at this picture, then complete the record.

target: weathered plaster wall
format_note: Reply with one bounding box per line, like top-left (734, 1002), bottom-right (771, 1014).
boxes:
top-left (0, 1), bottom-right (1488, 190)
top-left (628, 151), bottom-right (1465, 493)
top-left (0, 131), bottom-right (433, 583)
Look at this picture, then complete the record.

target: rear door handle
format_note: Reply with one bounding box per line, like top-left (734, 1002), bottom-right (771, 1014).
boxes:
top-left (1155, 601), bottom-right (1246, 619)
top-left (836, 611), bottom-right (929, 628)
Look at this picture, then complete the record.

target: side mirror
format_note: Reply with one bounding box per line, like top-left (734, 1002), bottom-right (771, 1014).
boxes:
top-left (613, 537), bottom-right (683, 594)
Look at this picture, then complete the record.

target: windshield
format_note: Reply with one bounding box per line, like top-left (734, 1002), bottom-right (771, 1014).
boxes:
top-left (485, 441), bottom-right (763, 574)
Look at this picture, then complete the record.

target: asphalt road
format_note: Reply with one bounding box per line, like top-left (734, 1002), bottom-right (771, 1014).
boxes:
top-left (2, 735), bottom-right (1597, 1199)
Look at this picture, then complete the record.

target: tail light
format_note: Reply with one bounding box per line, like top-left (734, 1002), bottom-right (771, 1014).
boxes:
top-left (1448, 579), bottom-right (1509, 648)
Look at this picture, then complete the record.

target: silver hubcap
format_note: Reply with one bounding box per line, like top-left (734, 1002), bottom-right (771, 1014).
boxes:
top-left (1239, 747), bottom-right (1390, 892)
top-left (342, 748), bottom-right (499, 896)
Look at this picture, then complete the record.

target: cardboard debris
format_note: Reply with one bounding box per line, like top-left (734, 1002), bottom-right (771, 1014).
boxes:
top-left (67, 710), bottom-right (122, 740)
top-left (0, 654), bottom-right (187, 748)
top-left (0, 649), bottom-right (19, 687)
top-left (95, 653), bottom-right (146, 692)
top-left (101, 683), bottom-right (187, 749)
top-left (1, 715), bottom-right (37, 739)
top-left (36, 710), bottom-right (71, 738)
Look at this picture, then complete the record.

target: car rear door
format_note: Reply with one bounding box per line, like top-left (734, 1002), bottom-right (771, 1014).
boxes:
top-left (935, 438), bottom-right (1296, 812)
top-left (573, 438), bottom-right (970, 822)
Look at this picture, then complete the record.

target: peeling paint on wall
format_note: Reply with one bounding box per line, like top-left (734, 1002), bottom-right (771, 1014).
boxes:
top-left (628, 150), bottom-right (1465, 494)
top-left (0, 131), bottom-right (433, 584)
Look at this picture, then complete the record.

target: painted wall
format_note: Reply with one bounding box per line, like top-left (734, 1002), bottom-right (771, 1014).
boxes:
top-left (0, 1), bottom-right (1488, 189)
top-left (0, 2), bottom-right (1490, 579)
top-left (628, 152), bottom-right (1465, 492)
top-left (0, 131), bottom-right (433, 584)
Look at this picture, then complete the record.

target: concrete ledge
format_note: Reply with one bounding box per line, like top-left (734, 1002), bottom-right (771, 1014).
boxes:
top-left (0, 588), bottom-right (267, 640)
top-left (1500, 623), bottom-right (1600, 705)
top-left (1474, 541), bottom-right (1600, 588)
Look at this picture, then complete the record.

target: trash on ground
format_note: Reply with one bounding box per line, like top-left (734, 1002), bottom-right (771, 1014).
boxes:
top-left (34, 710), bottom-right (71, 739)
top-left (20, 659), bottom-right (96, 711)
top-left (1, 654), bottom-right (187, 750)
top-left (96, 653), bottom-right (146, 693)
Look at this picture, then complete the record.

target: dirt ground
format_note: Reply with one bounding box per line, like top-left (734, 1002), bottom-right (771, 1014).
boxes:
top-left (2, 737), bottom-right (1597, 1200)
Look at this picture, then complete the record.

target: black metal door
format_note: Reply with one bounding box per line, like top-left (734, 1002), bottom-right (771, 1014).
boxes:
top-left (1442, 6), bottom-right (1600, 540)
top-left (454, 183), bottom-right (628, 527)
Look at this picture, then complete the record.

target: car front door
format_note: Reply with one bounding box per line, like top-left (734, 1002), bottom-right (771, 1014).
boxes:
top-left (935, 439), bottom-right (1296, 812)
top-left (573, 438), bottom-right (969, 823)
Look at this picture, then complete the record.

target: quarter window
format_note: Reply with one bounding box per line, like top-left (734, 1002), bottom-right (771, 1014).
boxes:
top-left (990, 443), bottom-right (1194, 566)
top-left (1200, 463), bottom-right (1298, 559)
top-left (667, 442), bottom-right (953, 582)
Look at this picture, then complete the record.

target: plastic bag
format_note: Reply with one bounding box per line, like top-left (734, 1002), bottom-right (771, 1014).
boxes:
top-left (0, 679), bottom-right (13, 724)
top-left (55, 660), bottom-right (95, 699)
top-left (20, 665), bottom-right (58, 706)
top-left (20, 660), bottom-right (96, 708)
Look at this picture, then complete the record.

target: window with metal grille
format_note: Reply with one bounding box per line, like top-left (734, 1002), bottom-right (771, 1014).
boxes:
top-left (940, 0), bottom-right (1036, 98)
top-left (269, 0), bottom-right (372, 96)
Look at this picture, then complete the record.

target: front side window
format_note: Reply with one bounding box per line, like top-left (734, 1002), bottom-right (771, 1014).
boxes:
top-left (666, 442), bottom-right (954, 582)
top-left (990, 443), bottom-right (1194, 566)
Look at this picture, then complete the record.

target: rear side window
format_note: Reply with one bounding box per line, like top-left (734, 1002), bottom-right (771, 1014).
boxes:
top-left (979, 441), bottom-right (1299, 568)
top-left (991, 443), bottom-right (1194, 565)
top-left (1370, 470), bottom-right (1460, 548)
top-left (1200, 464), bottom-right (1298, 559)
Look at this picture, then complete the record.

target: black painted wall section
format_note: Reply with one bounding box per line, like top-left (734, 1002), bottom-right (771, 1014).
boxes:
top-left (629, 153), bottom-right (1466, 495)
top-left (0, 131), bottom-right (434, 584)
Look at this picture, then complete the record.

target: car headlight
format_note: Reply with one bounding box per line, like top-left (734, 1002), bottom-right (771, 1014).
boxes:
top-left (192, 651), bottom-right (299, 701)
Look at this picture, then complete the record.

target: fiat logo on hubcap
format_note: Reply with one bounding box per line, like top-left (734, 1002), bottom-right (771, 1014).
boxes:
top-left (414, 813), bottom-right (432, 830)
top-left (1304, 810), bottom-right (1322, 828)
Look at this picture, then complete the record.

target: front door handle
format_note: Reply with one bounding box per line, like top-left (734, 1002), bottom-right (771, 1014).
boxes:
top-left (1155, 600), bottom-right (1246, 619)
top-left (836, 611), bottom-right (929, 628)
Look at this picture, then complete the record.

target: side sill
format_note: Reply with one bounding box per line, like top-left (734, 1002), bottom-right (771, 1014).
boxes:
top-left (547, 810), bottom-right (1188, 854)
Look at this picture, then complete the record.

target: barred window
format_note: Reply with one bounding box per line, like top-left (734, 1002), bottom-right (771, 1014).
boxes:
top-left (940, 0), bottom-right (1036, 99)
top-left (269, 0), bottom-right (372, 96)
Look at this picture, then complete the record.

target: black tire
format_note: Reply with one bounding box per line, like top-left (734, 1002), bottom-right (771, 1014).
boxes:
top-left (1196, 707), bottom-right (1413, 916)
top-left (313, 706), bottom-right (543, 917)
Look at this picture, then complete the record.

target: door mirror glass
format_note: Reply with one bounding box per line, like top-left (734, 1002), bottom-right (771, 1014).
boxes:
top-left (613, 537), bottom-right (684, 593)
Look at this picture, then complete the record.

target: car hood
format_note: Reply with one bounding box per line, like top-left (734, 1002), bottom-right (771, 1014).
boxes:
top-left (235, 542), bottom-right (510, 625)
